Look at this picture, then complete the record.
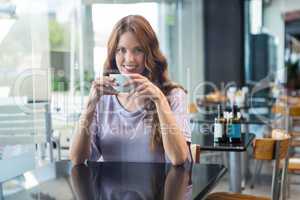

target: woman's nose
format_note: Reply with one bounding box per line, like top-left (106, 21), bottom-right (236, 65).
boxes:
top-left (125, 51), bottom-right (135, 62)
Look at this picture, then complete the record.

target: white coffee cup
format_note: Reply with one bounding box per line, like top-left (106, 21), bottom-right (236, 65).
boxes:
top-left (109, 74), bottom-right (133, 93)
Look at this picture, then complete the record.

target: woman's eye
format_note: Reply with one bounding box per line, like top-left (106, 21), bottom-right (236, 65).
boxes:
top-left (117, 48), bottom-right (126, 54)
top-left (133, 48), bottom-right (144, 54)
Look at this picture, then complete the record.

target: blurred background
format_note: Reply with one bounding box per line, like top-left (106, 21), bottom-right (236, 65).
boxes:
top-left (1, 0), bottom-right (300, 198)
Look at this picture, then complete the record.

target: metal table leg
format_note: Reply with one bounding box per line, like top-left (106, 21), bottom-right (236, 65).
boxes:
top-left (241, 151), bottom-right (249, 189)
top-left (229, 151), bottom-right (242, 193)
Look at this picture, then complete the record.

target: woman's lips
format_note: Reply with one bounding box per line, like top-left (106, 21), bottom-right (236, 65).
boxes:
top-left (122, 65), bottom-right (137, 73)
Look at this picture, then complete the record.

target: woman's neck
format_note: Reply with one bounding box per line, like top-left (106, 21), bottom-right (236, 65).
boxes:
top-left (116, 93), bottom-right (146, 112)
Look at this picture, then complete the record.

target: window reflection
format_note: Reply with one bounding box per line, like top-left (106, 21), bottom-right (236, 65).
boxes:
top-left (0, 0), bottom-right (203, 162)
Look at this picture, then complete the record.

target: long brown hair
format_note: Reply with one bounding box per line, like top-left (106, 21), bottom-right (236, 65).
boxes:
top-left (103, 15), bottom-right (185, 150)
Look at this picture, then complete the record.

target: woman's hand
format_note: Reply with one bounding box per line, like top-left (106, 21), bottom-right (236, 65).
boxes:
top-left (125, 73), bottom-right (163, 103)
top-left (83, 76), bottom-right (118, 125)
top-left (88, 76), bottom-right (118, 104)
top-left (71, 77), bottom-right (117, 166)
top-left (125, 73), bottom-right (188, 165)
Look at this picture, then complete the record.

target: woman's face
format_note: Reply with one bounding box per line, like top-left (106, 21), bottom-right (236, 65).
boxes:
top-left (115, 31), bottom-right (145, 74)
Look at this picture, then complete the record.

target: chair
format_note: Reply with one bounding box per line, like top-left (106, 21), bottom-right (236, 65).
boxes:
top-left (272, 100), bottom-right (300, 196)
top-left (206, 192), bottom-right (270, 200)
top-left (0, 102), bottom-right (55, 183)
top-left (250, 129), bottom-right (287, 188)
top-left (286, 106), bottom-right (300, 197)
top-left (206, 134), bottom-right (290, 200)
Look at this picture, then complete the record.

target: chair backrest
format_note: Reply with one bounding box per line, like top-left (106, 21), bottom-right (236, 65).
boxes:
top-left (253, 133), bottom-right (290, 161)
top-left (272, 104), bottom-right (300, 117)
top-left (0, 103), bottom-right (51, 145)
top-left (253, 139), bottom-right (276, 160)
top-left (253, 134), bottom-right (290, 200)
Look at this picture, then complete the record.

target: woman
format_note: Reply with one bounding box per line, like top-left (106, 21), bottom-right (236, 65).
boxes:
top-left (70, 15), bottom-right (191, 166)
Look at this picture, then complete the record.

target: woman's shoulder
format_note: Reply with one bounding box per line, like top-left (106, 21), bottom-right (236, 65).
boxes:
top-left (165, 84), bottom-right (187, 106)
top-left (167, 88), bottom-right (186, 99)
top-left (165, 83), bottom-right (187, 98)
top-left (165, 86), bottom-right (188, 112)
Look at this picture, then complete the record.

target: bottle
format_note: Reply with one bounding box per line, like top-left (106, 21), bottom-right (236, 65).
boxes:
top-left (228, 104), bottom-right (241, 143)
top-left (219, 106), bottom-right (229, 143)
top-left (239, 111), bottom-right (247, 133)
top-left (214, 105), bottom-right (223, 143)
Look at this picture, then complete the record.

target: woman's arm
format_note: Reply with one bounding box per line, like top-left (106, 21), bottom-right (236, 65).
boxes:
top-left (69, 77), bottom-right (117, 165)
top-left (69, 101), bottom-right (96, 165)
top-left (126, 74), bottom-right (189, 165)
top-left (164, 166), bottom-right (189, 200)
top-left (71, 164), bottom-right (95, 200)
top-left (154, 91), bottom-right (189, 166)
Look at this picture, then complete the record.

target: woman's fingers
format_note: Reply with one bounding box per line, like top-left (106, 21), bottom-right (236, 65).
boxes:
top-left (123, 73), bottom-right (146, 87)
top-left (134, 82), bottom-right (148, 93)
top-left (96, 85), bottom-right (118, 95)
top-left (94, 77), bottom-right (117, 87)
top-left (124, 78), bottom-right (148, 90)
top-left (123, 79), bottom-right (138, 87)
top-left (91, 76), bottom-right (119, 96)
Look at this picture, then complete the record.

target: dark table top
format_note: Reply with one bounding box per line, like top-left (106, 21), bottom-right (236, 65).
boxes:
top-left (190, 114), bottom-right (271, 125)
top-left (1, 160), bottom-right (227, 200)
top-left (192, 133), bottom-right (255, 152)
top-left (197, 97), bottom-right (275, 110)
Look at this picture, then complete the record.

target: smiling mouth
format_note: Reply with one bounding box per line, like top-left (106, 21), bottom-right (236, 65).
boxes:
top-left (123, 65), bottom-right (137, 70)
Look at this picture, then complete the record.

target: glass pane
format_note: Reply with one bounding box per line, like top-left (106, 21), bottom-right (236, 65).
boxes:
top-left (0, 0), bottom-right (50, 185)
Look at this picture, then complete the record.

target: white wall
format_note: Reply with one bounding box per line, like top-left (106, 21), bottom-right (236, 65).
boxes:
top-left (181, 0), bottom-right (205, 103)
top-left (166, 0), bottom-right (204, 103)
top-left (264, 0), bottom-right (300, 82)
top-left (157, 0), bottom-right (205, 103)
